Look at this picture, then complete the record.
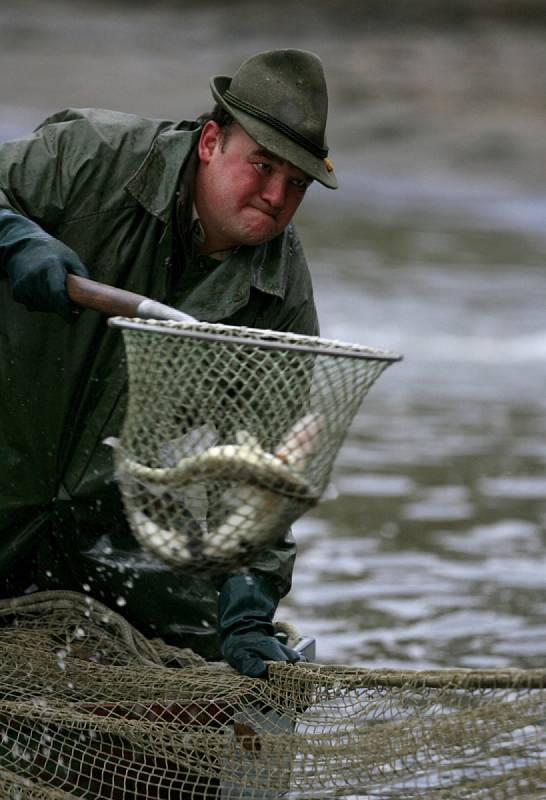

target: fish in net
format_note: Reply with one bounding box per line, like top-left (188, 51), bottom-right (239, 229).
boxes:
top-left (107, 318), bottom-right (401, 574)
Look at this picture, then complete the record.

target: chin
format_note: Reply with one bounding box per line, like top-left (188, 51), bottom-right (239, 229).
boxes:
top-left (240, 231), bottom-right (278, 247)
top-left (242, 222), bottom-right (280, 246)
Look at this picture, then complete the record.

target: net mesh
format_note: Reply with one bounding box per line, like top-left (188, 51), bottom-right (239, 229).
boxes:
top-left (0, 591), bottom-right (544, 800)
top-left (108, 319), bottom-right (399, 574)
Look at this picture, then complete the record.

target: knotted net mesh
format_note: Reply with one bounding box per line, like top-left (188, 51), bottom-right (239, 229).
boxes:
top-left (108, 318), bottom-right (400, 574)
top-left (0, 592), bottom-right (544, 800)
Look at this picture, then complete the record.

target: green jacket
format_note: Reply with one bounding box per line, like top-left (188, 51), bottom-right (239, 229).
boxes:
top-left (0, 108), bottom-right (318, 658)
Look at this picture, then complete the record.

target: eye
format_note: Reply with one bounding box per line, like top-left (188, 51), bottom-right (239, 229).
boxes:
top-left (291, 177), bottom-right (310, 191)
top-left (254, 162), bottom-right (272, 174)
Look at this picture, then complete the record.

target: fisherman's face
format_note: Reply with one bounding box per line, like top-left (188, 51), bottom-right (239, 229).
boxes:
top-left (195, 121), bottom-right (311, 253)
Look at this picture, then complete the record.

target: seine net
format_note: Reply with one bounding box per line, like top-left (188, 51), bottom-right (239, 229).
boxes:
top-left (107, 318), bottom-right (400, 574)
top-left (0, 591), bottom-right (544, 800)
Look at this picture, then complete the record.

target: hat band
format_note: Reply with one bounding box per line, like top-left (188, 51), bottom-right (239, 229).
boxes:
top-left (223, 89), bottom-right (328, 160)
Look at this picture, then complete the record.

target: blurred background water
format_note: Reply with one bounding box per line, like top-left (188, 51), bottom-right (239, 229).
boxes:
top-left (1, 0), bottom-right (545, 670)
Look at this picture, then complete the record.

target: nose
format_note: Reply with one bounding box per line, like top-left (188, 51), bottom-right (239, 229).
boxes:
top-left (261, 174), bottom-right (286, 211)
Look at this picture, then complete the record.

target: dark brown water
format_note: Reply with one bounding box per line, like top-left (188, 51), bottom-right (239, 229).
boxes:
top-left (2, 1), bottom-right (545, 670)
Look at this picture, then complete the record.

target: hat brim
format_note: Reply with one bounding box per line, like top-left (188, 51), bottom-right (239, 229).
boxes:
top-left (210, 76), bottom-right (337, 190)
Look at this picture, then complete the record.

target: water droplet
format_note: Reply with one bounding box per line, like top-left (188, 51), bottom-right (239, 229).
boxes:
top-left (56, 648), bottom-right (68, 671)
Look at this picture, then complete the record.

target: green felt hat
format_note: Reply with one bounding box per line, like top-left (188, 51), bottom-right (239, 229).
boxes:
top-left (210, 49), bottom-right (337, 190)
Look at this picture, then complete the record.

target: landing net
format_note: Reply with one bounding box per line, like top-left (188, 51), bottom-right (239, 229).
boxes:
top-left (0, 591), bottom-right (544, 799)
top-left (107, 318), bottom-right (400, 574)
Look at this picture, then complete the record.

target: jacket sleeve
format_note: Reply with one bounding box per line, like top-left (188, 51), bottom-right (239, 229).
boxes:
top-left (236, 529), bottom-right (297, 598)
top-left (0, 108), bottom-right (164, 233)
top-left (0, 110), bottom-right (99, 229)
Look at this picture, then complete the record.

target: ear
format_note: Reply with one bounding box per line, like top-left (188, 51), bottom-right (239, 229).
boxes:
top-left (198, 120), bottom-right (222, 164)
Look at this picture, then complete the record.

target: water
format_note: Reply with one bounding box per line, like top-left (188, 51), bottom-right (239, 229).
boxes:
top-left (1, 1), bottom-right (545, 671)
top-left (288, 209), bottom-right (546, 669)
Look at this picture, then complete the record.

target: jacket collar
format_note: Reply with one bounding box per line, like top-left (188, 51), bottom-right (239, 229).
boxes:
top-left (125, 121), bottom-right (201, 222)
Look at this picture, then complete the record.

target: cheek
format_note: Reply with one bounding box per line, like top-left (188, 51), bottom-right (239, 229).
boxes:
top-left (214, 170), bottom-right (236, 203)
top-left (208, 157), bottom-right (245, 206)
top-left (233, 172), bottom-right (261, 202)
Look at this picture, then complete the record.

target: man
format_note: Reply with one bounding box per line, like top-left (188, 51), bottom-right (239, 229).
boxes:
top-left (0, 49), bottom-right (337, 678)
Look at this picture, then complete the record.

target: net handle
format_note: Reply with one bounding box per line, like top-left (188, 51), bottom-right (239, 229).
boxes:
top-left (66, 275), bottom-right (197, 323)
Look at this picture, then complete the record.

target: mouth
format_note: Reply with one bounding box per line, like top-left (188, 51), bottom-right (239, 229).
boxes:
top-left (250, 205), bottom-right (280, 221)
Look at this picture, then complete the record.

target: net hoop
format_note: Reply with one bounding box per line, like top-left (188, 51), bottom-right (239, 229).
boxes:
top-left (108, 317), bottom-right (403, 362)
top-left (107, 316), bottom-right (401, 573)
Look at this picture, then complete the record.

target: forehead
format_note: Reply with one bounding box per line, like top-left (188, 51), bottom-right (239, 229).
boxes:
top-left (226, 124), bottom-right (312, 182)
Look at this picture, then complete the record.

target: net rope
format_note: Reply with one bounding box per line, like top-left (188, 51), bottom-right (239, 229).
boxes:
top-left (107, 318), bottom-right (400, 575)
top-left (0, 591), bottom-right (544, 799)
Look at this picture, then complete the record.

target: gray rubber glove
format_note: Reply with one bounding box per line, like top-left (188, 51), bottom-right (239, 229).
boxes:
top-left (0, 209), bottom-right (88, 321)
top-left (218, 573), bottom-right (304, 678)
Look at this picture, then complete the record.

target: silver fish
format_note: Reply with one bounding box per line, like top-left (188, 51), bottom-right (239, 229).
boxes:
top-left (118, 413), bottom-right (324, 568)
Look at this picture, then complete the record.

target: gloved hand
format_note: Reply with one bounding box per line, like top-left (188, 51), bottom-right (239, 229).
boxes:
top-left (0, 209), bottom-right (89, 322)
top-left (218, 573), bottom-right (304, 678)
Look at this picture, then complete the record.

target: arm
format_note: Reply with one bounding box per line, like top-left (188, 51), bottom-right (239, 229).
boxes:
top-left (0, 209), bottom-right (88, 321)
top-left (218, 566), bottom-right (301, 678)
top-left (218, 527), bottom-right (301, 678)
top-left (0, 110), bottom-right (137, 320)
top-left (217, 227), bottom-right (318, 678)
top-left (0, 114), bottom-right (98, 319)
